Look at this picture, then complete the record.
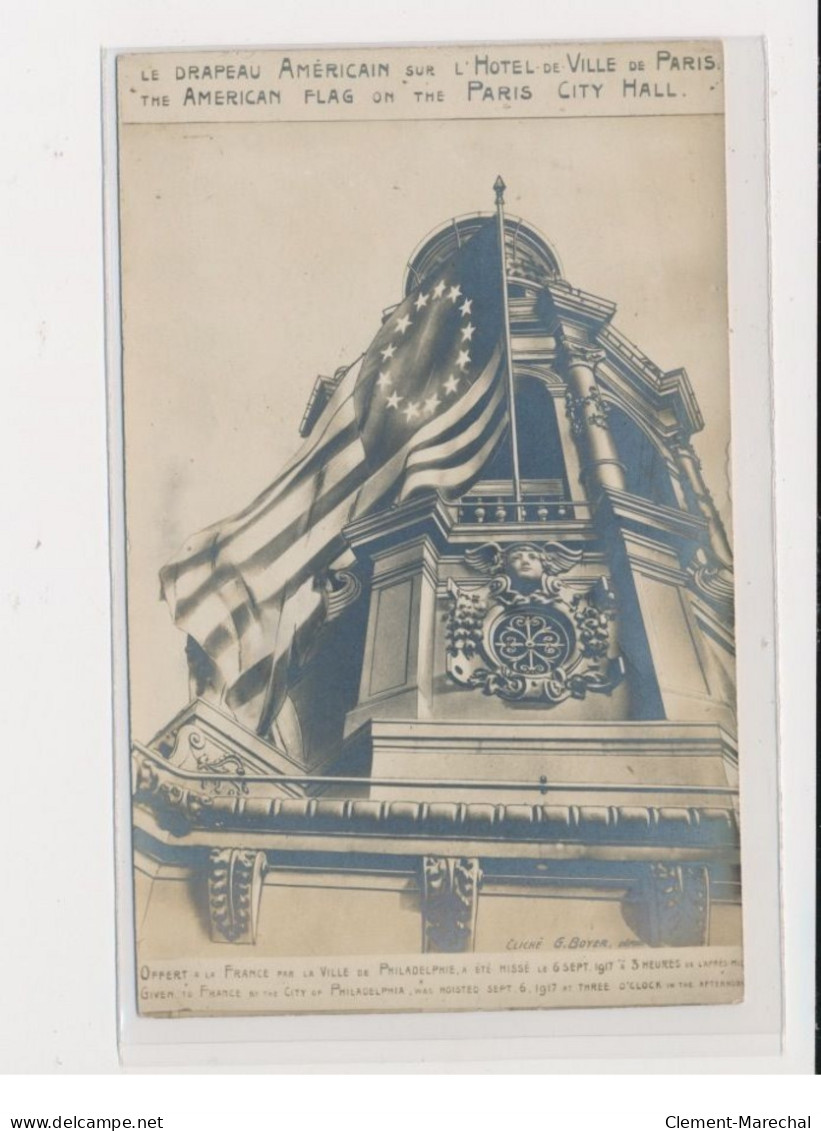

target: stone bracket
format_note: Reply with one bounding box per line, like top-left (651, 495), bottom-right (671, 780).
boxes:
top-left (421, 856), bottom-right (482, 953)
top-left (621, 862), bottom-right (711, 947)
top-left (207, 848), bottom-right (267, 944)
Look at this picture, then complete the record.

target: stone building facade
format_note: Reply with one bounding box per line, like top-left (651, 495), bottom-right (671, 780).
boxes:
top-left (132, 213), bottom-right (739, 967)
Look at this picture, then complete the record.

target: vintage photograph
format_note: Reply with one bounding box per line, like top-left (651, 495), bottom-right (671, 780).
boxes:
top-left (115, 42), bottom-right (742, 1016)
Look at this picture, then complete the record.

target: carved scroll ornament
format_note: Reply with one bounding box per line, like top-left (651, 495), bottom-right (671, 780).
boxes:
top-left (621, 862), bottom-right (711, 947)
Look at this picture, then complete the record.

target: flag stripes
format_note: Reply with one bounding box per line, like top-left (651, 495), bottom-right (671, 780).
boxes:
top-left (160, 218), bottom-right (511, 735)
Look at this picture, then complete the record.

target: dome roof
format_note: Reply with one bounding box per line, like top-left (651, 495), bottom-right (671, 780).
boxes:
top-left (403, 213), bottom-right (563, 297)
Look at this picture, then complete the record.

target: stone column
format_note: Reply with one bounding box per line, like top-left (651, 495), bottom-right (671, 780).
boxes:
top-left (559, 342), bottom-right (628, 495)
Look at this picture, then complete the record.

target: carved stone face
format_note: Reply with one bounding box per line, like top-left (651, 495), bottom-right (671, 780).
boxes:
top-left (505, 546), bottom-right (544, 581)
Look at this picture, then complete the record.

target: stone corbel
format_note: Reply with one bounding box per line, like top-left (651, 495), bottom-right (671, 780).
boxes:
top-left (420, 856), bottom-right (482, 953)
top-left (207, 848), bottom-right (267, 944)
top-left (674, 439), bottom-right (734, 570)
top-left (565, 385), bottom-right (610, 437)
top-left (621, 862), bottom-right (711, 947)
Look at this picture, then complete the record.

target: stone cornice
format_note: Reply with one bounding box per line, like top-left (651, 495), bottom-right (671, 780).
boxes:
top-left (133, 747), bottom-right (738, 849)
top-left (343, 492), bottom-right (454, 558)
top-left (689, 591), bottom-right (737, 652)
top-left (597, 487), bottom-right (708, 546)
top-left (657, 367), bottom-right (704, 436)
top-left (596, 330), bottom-right (704, 438)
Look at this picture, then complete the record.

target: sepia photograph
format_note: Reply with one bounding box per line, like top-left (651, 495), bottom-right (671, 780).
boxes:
top-left (1, 0), bottom-right (816, 1091)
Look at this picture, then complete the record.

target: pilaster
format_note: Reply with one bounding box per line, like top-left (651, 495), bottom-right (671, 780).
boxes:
top-left (345, 535), bottom-right (439, 734)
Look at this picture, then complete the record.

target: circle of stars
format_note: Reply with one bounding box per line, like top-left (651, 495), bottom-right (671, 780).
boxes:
top-left (375, 283), bottom-right (477, 427)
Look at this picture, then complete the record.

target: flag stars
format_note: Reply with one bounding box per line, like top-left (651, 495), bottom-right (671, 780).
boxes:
top-left (443, 374), bottom-right (460, 395)
top-left (459, 298), bottom-right (472, 317)
top-left (403, 401), bottom-right (420, 421)
top-left (376, 371), bottom-right (392, 390)
top-left (395, 313), bottom-right (412, 334)
top-left (380, 343), bottom-right (396, 361)
top-left (448, 285), bottom-right (462, 303)
top-left (386, 391), bottom-right (402, 409)
top-left (414, 291), bottom-right (429, 310)
top-left (432, 280), bottom-right (447, 299)
top-left (456, 349), bottom-right (471, 371)
top-left (461, 322), bottom-right (476, 342)
top-left (423, 393), bottom-right (441, 415)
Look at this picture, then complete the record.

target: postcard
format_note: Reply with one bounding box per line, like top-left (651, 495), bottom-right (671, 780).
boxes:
top-left (114, 40), bottom-right (742, 1016)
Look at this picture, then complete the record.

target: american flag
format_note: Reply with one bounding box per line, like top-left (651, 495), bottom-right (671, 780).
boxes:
top-left (160, 217), bottom-right (508, 738)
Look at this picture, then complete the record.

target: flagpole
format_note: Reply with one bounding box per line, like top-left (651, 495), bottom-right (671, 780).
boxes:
top-left (494, 175), bottom-right (524, 522)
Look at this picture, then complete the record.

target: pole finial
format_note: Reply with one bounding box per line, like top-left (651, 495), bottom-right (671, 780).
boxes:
top-left (493, 175), bottom-right (506, 205)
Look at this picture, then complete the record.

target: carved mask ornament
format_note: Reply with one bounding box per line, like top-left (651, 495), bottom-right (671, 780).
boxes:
top-left (446, 541), bottom-right (624, 703)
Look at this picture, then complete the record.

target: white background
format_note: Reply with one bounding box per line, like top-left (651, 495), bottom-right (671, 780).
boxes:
top-left (0, 0), bottom-right (816, 1109)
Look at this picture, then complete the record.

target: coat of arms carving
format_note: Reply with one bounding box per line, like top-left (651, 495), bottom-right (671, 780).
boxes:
top-left (445, 541), bottom-right (625, 703)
